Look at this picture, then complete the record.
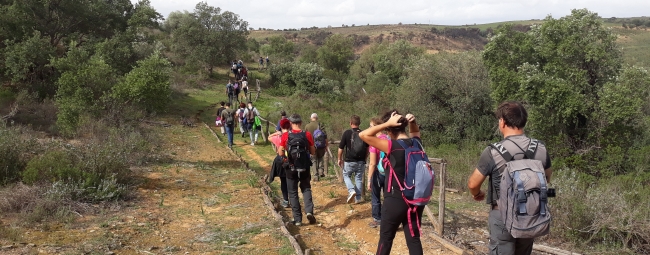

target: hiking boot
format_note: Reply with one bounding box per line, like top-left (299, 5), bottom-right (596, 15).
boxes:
top-left (346, 192), bottom-right (356, 204)
top-left (369, 219), bottom-right (381, 228)
top-left (280, 200), bottom-right (289, 208)
top-left (241, 132), bottom-right (245, 138)
top-left (320, 173), bottom-right (325, 178)
top-left (307, 213), bottom-right (316, 224)
top-left (313, 175), bottom-right (320, 182)
top-left (294, 221), bottom-right (302, 226)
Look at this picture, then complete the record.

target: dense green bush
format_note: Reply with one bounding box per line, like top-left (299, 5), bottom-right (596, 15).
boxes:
top-left (396, 51), bottom-right (495, 144)
top-left (269, 62), bottom-right (325, 93)
top-left (111, 52), bottom-right (172, 113)
top-left (22, 150), bottom-right (82, 185)
top-left (0, 127), bottom-right (37, 184)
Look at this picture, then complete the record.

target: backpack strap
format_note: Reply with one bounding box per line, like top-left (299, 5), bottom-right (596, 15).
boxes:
top-left (525, 139), bottom-right (539, 160)
top-left (536, 172), bottom-right (548, 216)
top-left (490, 142), bottom-right (514, 162)
top-left (514, 171), bottom-right (528, 215)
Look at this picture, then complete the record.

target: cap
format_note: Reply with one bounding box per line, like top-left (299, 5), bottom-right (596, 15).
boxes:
top-left (311, 113), bottom-right (318, 119)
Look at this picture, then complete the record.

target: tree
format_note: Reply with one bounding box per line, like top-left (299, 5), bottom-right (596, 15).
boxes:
top-left (396, 52), bottom-right (494, 144)
top-left (167, 2), bottom-right (248, 73)
top-left (317, 34), bottom-right (354, 73)
top-left (483, 9), bottom-right (650, 163)
top-left (111, 52), bottom-right (172, 113)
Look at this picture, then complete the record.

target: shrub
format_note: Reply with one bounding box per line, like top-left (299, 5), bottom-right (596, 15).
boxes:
top-left (111, 52), bottom-right (172, 113)
top-left (22, 150), bottom-right (82, 185)
top-left (0, 127), bottom-right (37, 184)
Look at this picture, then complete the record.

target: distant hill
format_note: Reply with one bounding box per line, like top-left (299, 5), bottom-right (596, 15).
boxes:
top-left (249, 17), bottom-right (650, 67)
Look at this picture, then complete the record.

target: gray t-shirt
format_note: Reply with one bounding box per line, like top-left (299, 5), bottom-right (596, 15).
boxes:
top-left (476, 134), bottom-right (552, 205)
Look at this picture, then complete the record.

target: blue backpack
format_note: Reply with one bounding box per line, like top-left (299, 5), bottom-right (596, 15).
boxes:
top-left (313, 123), bottom-right (327, 149)
top-left (385, 139), bottom-right (435, 237)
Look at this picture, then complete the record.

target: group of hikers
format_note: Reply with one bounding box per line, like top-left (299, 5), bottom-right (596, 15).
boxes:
top-left (258, 56), bottom-right (269, 70)
top-left (215, 101), bottom-right (262, 148)
top-left (217, 100), bottom-right (552, 255)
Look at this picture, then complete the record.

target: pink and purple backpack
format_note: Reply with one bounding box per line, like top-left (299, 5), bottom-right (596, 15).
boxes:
top-left (384, 139), bottom-right (435, 237)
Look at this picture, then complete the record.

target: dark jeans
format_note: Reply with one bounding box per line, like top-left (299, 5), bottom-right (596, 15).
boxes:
top-left (488, 209), bottom-right (534, 255)
top-left (224, 125), bottom-right (234, 146)
top-left (280, 175), bottom-right (288, 201)
top-left (376, 196), bottom-right (424, 255)
top-left (371, 172), bottom-right (385, 221)
top-left (286, 171), bottom-right (314, 223)
top-left (311, 148), bottom-right (326, 176)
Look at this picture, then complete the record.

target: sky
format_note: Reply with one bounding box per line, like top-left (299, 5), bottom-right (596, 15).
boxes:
top-left (138, 0), bottom-right (650, 29)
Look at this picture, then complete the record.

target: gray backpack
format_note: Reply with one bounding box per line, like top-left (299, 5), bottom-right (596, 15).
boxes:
top-left (491, 139), bottom-right (551, 239)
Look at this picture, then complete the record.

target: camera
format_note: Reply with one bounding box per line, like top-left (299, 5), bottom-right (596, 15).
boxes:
top-left (546, 188), bottom-right (556, 198)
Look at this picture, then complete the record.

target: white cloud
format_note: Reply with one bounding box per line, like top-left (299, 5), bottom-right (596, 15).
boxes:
top-left (137, 0), bottom-right (650, 29)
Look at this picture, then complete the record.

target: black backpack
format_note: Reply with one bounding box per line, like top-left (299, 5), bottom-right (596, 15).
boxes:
top-left (346, 129), bottom-right (368, 160)
top-left (287, 131), bottom-right (311, 172)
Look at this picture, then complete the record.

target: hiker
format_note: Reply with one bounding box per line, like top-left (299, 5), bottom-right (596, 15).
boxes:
top-left (305, 113), bottom-right (327, 181)
top-left (467, 101), bottom-right (552, 255)
top-left (359, 110), bottom-right (426, 255)
top-left (259, 56), bottom-right (264, 69)
top-left (231, 61), bottom-right (238, 79)
top-left (367, 117), bottom-right (389, 228)
top-left (241, 66), bottom-right (248, 80)
top-left (278, 114), bottom-right (317, 226)
top-left (216, 102), bottom-right (226, 135)
top-left (220, 103), bottom-right (237, 148)
top-left (267, 118), bottom-right (293, 208)
top-left (235, 102), bottom-right (247, 138)
top-left (241, 77), bottom-right (249, 102)
top-left (226, 80), bottom-right (235, 105)
top-left (233, 81), bottom-right (241, 103)
top-left (276, 111), bottom-right (287, 132)
top-left (243, 102), bottom-right (261, 146)
top-left (338, 115), bottom-right (369, 203)
top-left (266, 56), bottom-right (269, 67)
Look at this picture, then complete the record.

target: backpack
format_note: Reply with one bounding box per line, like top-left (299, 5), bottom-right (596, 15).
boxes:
top-left (313, 123), bottom-right (328, 149)
top-left (238, 109), bottom-right (245, 121)
top-left (385, 139), bottom-right (434, 237)
top-left (223, 110), bottom-right (234, 126)
top-left (346, 129), bottom-right (367, 160)
top-left (491, 139), bottom-right (551, 239)
top-left (233, 82), bottom-right (239, 90)
top-left (232, 64), bottom-right (237, 70)
top-left (226, 84), bottom-right (233, 95)
top-left (246, 107), bottom-right (257, 122)
top-left (287, 131), bottom-right (311, 172)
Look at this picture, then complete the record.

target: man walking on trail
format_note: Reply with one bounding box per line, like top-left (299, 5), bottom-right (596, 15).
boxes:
top-left (216, 102), bottom-right (225, 135)
top-left (338, 115), bottom-right (369, 204)
top-left (468, 101), bottom-right (553, 255)
top-left (259, 56), bottom-right (264, 70)
top-left (220, 103), bottom-right (237, 148)
top-left (278, 114), bottom-right (317, 226)
top-left (243, 102), bottom-right (261, 146)
top-left (226, 80), bottom-right (235, 105)
top-left (305, 113), bottom-right (327, 181)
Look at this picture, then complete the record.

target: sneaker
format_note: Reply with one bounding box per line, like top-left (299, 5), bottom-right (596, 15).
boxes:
top-left (320, 173), bottom-right (325, 177)
top-left (250, 142), bottom-right (255, 146)
top-left (369, 219), bottom-right (381, 228)
top-left (306, 213), bottom-right (316, 224)
top-left (294, 221), bottom-right (302, 226)
top-left (280, 200), bottom-right (289, 208)
top-left (241, 132), bottom-right (245, 138)
top-left (346, 192), bottom-right (356, 204)
top-left (355, 197), bottom-right (364, 204)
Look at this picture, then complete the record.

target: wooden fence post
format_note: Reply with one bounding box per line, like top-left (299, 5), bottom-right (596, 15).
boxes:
top-left (438, 162), bottom-right (446, 236)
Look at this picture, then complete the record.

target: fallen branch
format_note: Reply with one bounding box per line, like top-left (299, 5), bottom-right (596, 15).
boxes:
top-left (533, 244), bottom-right (582, 255)
top-left (427, 232), bottom-right (469, 255)
top-left (1, 103), bottom-right (18, 122)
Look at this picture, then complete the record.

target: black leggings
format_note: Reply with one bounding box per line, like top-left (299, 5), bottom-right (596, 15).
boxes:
top-left (376, 196), bottom-right (425, 255)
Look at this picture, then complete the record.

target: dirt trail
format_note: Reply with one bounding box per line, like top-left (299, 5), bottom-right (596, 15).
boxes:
top-left (0, 125), bottom-right (296, 254)
top-left (225, 132), bottom-right (452, 254)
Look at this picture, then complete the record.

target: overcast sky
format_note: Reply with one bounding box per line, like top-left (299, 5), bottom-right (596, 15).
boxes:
top-left (139, 0), bottom-right (649, 29)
